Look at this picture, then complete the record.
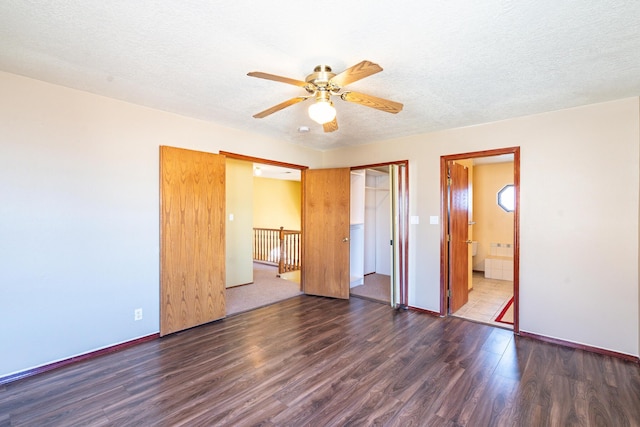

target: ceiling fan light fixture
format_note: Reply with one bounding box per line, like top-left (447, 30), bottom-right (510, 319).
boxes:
top-left (308, 99), bottom-right (336, 124)
top-left (248, 60), bottom-right (402, 133)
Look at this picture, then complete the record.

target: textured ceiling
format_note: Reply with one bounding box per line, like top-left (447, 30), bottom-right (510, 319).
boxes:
top-left (1, 1), bottom-right (639, 151)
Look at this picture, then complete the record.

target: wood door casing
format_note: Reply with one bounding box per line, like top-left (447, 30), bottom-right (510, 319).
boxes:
top-left (449, 161), bottom-right (469, 313)
top-left (440, 147), bottom-right (519, 331)
top-left (302, 168), bottom-right (350, 299)
top-left (160, 146), bottom-right (226, 336)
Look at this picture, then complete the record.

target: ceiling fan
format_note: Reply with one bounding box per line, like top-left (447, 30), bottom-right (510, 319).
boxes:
top-left (247, 60), bottom-right (403, 133)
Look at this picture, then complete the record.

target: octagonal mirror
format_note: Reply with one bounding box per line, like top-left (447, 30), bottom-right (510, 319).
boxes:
top-left (498, 184), bottom-right (515, 212)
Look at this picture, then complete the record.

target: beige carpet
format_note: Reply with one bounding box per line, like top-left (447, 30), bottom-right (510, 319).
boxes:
top-left (225, 263), bottom-right (302, 316)
top-left (350, 273), bottom-right (391, 303)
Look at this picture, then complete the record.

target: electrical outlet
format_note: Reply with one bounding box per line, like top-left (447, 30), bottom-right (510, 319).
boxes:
top-left (134, 308), bottom-right (143, 321)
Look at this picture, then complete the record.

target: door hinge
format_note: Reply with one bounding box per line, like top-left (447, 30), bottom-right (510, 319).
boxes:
top-left (390, 239), bottom-right (393, 246)
top-left (446, 234), bottom-right (450, 242)
top-left (448, 289), bottom-right (451, 298)
top-left (447, 177), bottom-right (452, 186)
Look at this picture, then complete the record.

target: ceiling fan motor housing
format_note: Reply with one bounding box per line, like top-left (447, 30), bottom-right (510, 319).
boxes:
top-left (305, 65), bottom-right (338, 93)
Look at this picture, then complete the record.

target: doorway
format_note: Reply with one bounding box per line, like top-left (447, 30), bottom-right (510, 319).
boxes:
top-left (221, 154), bottom-right (409, 309)
top-left (222, 152), bottom-right (307, 314)
top-left (220, 153), bottom-right (354, 302)
top-left (349, 161), bottom-right (409, 308)
top-left (440, 148), bottom-right (520, 333)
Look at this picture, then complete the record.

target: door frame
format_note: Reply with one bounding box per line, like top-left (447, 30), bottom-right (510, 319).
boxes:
top-left (220, 151), bottom-right (309, 173)
top-left (351, 160), bottom-right (410, 308)
top-left (221, 153), bottom-right (409, 306)
top-left (440, 147), bottom-right (520, 333)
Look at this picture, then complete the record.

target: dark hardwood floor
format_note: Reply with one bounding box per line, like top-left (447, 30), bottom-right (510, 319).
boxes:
top-left (2, 295), bottom-right (639, 426)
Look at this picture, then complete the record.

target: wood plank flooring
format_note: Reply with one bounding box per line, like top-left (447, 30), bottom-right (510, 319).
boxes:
top-left (1, 295), bottom-right (639, 426)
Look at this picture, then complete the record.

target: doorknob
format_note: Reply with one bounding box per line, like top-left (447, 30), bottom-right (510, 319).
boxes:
top-left (465, 240), bottom-right (473, 244)
top-left (343, 237), bottom-right (350, 242)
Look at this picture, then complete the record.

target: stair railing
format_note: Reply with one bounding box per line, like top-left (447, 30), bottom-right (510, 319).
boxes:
top-left (253, 227), bottom-right (301, 274)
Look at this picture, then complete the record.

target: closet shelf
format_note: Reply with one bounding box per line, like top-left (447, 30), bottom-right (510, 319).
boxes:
top-left (365, 186), bottom-right (389, 191)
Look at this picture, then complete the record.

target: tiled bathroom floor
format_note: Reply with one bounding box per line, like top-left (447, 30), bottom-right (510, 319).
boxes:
top-left (452, 271), bottom-right (513, 329)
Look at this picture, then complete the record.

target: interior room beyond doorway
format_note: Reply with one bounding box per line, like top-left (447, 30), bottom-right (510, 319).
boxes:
top-left (444, 150), bottom-right (518, 330)
top-left (349, 166), bottom-right (392, 305)
top-left (224, 153), bottom-right (304, 314)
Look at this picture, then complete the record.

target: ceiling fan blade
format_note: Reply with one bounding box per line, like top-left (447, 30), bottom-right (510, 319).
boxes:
top-left (341, 91), bottom-right (403, 114)
top-left (247, 71), bottom-right (308, 87)
top-left (323, 117), bottom-right (338, 133)
top-left (253, 96), bottom-right (309, 118)
top-left (329, 60), bottom-right (383, 88)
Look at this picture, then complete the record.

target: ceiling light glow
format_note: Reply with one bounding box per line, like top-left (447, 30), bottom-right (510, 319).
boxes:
top-left (308, 100), bottom-right (336, 124)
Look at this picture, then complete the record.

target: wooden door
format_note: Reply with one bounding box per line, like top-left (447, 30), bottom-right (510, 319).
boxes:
top-left (302, 168), bottom-right (350, 299)
top-left (160, 146), bottom-right (226, 336)
top-left (449, 161), bottom-right (469, 313)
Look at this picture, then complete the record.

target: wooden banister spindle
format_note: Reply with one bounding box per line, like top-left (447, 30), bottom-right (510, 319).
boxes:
top-left (278, 227), bottom-right (285, 274)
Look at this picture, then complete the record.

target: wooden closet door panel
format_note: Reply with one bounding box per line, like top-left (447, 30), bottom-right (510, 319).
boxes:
top-left (160, 146), bottom-right (225, 336)
top-left (302, 168), bottom-right (350, 299)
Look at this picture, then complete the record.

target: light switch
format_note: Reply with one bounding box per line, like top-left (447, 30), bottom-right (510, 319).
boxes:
top-left (429, 216), bottom-right (439, 225)
top-left (229, 213), bottom-right (234, 221)
top-left (410, 216), bottom-right (420, 225)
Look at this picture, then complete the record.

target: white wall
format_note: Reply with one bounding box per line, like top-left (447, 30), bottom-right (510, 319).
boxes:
top-left (226, 158), bottom-right (254, 288)
top-left (0, 72), bottom-right (322, 377)
top-left (349, 170), bottom-right (365, 286)
top-left (1, 70), bottom-right (638, 379)
top-left (323, 98), bottom-right (640, 357)
top-left (374, 174), bottom-right (391, 276)
top-left (364, 174), bottom-right (376, 274)
top-left (363, 171), bottom-right (391, 276)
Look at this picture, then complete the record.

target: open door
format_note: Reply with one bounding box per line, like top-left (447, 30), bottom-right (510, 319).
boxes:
top-left (302, 168), bottom-right (350, 299)
top-left (441, 148), bottom-right (519, 331)
top-left (160, 146), bottom-right (226, 336)
top-left (449, 161), bottom-right (469, 313)
top-left (389, 163), bottom-right (409, 308)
